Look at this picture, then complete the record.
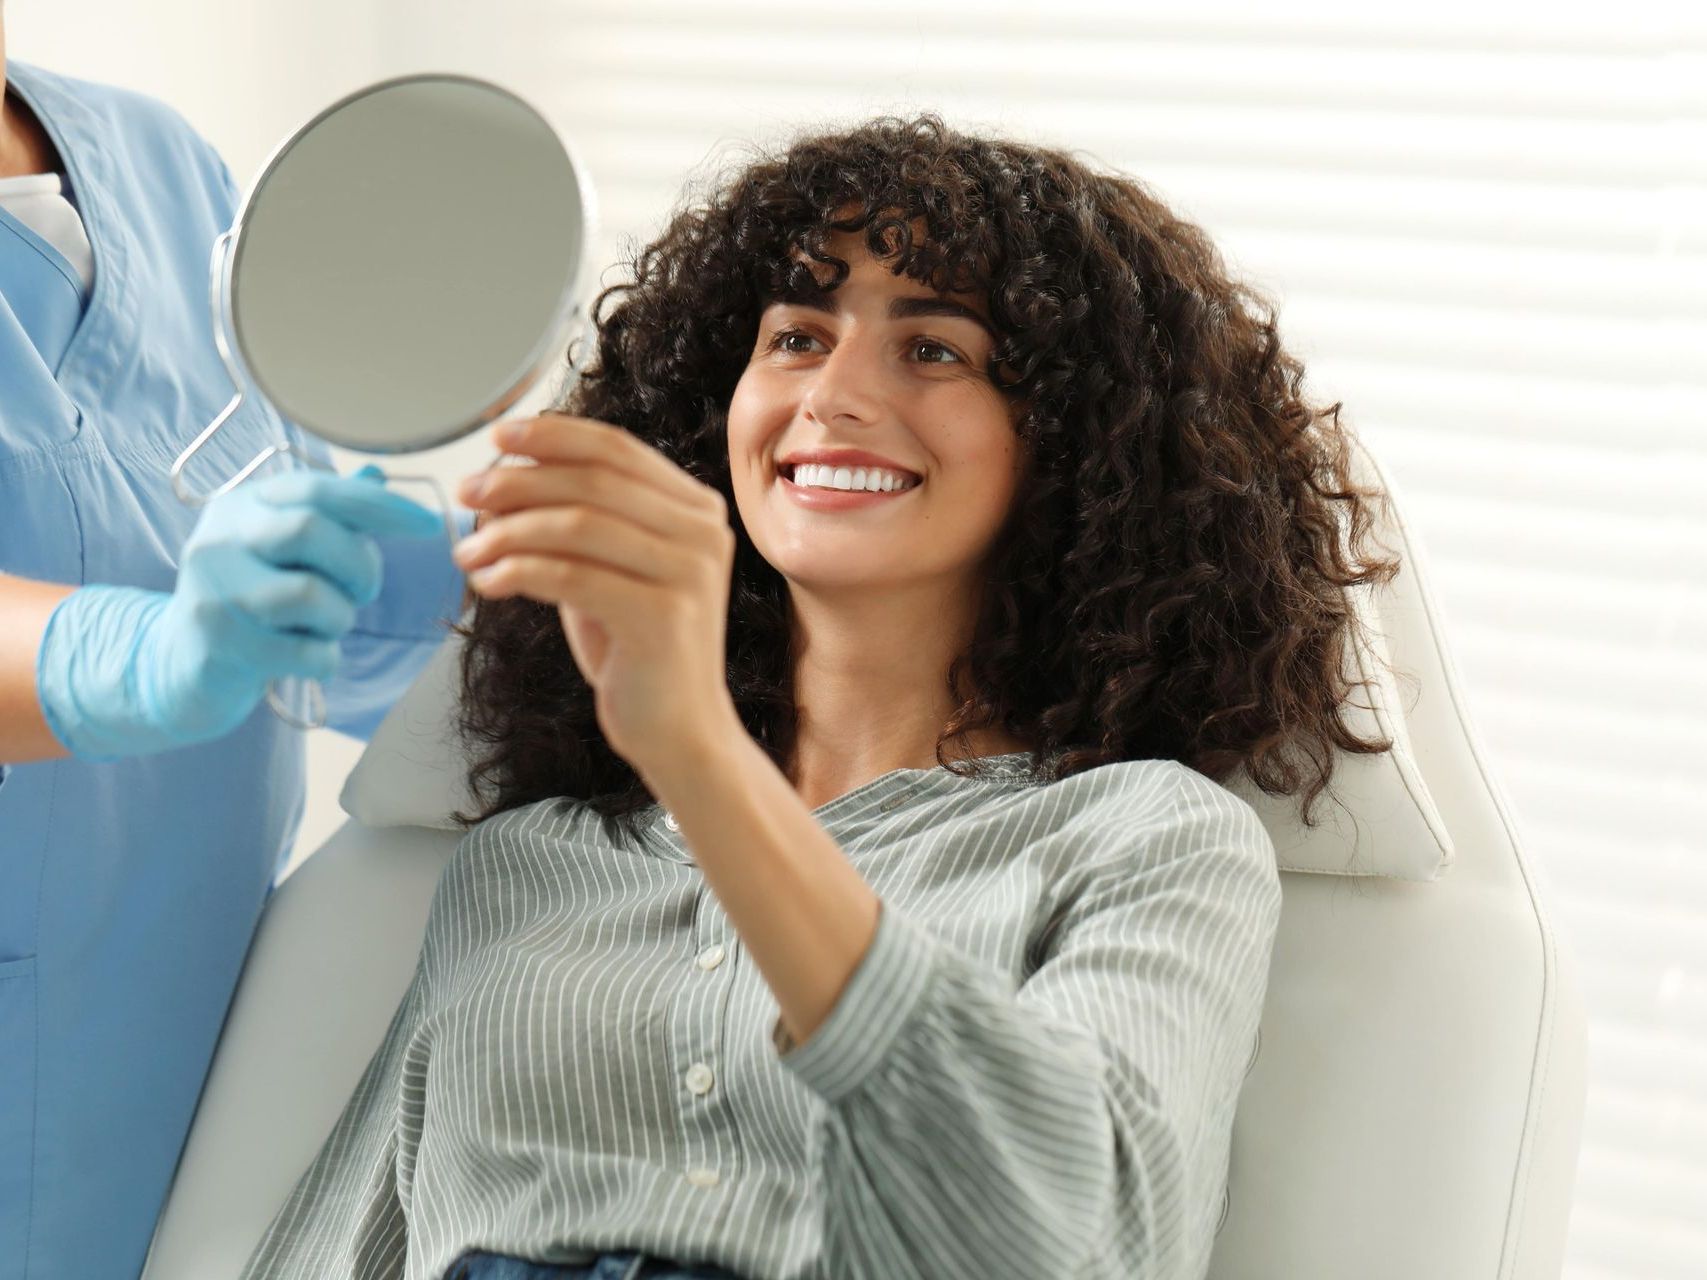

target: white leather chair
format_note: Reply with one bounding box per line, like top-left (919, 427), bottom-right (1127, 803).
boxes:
top-left (143, 431), bottom-right (1588, 1279)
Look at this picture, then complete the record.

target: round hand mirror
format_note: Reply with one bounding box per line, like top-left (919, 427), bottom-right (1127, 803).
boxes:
top-left (169, 73), bottom-right (596, 728)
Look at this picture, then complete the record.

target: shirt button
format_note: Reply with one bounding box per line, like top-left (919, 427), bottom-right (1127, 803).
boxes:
top-left (664, 812), bottom-right (680, 831)
top-left (684, 1166), bottom-right (721, 1188)
top-left (696, 944), bottom-right (726, 971)
top-left (685, 1062), bottom-right (715, 1095)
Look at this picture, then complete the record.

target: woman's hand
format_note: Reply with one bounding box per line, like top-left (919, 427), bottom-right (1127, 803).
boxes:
top-left (454, 413), bottom-right (738, 773)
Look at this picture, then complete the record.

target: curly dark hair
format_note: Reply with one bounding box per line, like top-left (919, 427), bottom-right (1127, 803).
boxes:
top-left (451, 111), bottom-right (1404, 852)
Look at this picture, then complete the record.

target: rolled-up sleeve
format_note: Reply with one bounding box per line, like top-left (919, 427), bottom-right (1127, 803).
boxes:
top-left (773, 774), bottom-right (1283, 1279)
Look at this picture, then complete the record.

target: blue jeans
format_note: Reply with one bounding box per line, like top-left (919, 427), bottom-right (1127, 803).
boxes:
top-left (446, 1249), bottom-right (746, 1280)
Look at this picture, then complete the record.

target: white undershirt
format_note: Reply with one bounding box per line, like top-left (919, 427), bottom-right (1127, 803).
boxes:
top-left (0, 170), bottom-right (95, 296)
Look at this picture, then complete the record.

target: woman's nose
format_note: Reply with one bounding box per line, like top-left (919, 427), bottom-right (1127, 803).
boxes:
top-left (799, 334), bottom-right (887, 425)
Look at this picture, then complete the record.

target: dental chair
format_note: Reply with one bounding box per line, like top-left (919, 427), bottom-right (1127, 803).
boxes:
top-left (143, 431), bottom-right (1588, 1279)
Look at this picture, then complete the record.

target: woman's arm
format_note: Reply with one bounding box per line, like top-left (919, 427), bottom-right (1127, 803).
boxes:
top-left (786, 776), bottom-right (1280, 1280)
top-left (0, 571), bottom-right (77, 764)
top-left (637, 717), bottom-right (884, 1051)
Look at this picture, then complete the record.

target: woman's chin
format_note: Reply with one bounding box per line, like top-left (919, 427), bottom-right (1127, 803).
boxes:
top-left (773, 561), bottom-right (914, 593)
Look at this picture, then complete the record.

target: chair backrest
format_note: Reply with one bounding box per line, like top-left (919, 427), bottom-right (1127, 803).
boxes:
top-left (1207, 434), bottom-right (1588, 1279)
top-left (144, 435), bottom-right (1587, 1280)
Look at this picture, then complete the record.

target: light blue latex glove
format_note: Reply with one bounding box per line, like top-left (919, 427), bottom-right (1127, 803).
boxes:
top-left (36, 465), bottom-right (443, 761)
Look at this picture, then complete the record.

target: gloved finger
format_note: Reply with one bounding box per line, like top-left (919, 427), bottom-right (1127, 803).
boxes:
top-left (247, 504), bottom-right (384, 607)
top-left (237, 565), bottom-right (360, 639)
top-left (235, 626), bottom-right (343, 683)
top-left (252, 469), bottom-right (443, 539)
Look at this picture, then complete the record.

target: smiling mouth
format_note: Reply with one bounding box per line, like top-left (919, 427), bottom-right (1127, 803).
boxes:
top-left (778, 464), bottom-right (923, 493)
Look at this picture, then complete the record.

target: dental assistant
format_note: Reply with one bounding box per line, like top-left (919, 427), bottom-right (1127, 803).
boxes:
top-left (0, 50), bottom-right (472, 1280)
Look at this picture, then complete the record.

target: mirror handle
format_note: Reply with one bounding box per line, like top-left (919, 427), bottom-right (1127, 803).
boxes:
top-left (173, 230), bottom-right (339, 730)
top-left (362, 470), bottom-right (461, 554)
top-left (265, 675), bottom-right (327, 733)
top-left (172, 230), bottom-right (250, 508)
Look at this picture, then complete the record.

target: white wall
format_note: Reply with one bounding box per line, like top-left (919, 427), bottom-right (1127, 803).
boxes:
top-left (8, 0), bottom-right (383, 180)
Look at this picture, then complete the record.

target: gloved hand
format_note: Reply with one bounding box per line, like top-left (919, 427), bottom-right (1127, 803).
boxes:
top-left (35, 465), bottom-right (443, 760)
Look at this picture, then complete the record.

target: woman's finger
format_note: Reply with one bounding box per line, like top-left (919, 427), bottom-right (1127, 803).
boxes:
top-left (492, 415), bottom-right (724, 515)
top-left (456, 506), bottom-right (683, 585)
top-left (468, 552), bottom-right (651, 618)
top-left (460, 463), bottom-right (712, 545)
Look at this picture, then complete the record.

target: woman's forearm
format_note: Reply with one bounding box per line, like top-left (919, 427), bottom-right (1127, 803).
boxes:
top-left (634, 712), bottom-right (882, 1049)
top-left (0, 572), bottom-right (76, 764)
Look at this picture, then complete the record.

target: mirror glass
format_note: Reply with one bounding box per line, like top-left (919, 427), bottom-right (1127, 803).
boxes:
top-left (227, 76), bottom-right (589, 452)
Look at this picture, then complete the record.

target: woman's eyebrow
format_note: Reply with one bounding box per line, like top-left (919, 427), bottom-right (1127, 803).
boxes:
top-left (770, 288), bottom-right (993, 340)
top-left (890, 296), bottom-right (994, 338)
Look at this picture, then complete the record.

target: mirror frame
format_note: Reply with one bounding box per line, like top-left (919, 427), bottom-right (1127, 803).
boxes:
top-left (214, 71), bottom-right (598, 455)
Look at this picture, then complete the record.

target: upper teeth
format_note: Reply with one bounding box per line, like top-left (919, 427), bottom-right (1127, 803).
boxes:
top-left (789, 463), bottom-right (919, 493)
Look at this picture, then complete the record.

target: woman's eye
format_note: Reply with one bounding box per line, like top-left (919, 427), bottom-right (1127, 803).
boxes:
top-left (911, 339), bottom-right (962, 364)
top-left (768, 327), bottom-right (819, 355)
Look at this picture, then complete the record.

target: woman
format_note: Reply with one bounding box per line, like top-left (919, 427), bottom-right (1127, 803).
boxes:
top-left (240, 113), bottom-right (1400, 1280)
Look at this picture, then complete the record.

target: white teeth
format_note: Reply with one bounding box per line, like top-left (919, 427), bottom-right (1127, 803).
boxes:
top-left (787, 463), bottom-right (919, 493)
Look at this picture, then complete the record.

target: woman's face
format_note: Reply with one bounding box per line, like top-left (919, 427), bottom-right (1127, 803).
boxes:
top-left (726, 229), bottom-right (1026, 601)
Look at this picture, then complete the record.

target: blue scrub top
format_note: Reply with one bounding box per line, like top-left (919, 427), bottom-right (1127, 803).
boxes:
top-left (0, 62), bottom-right (470, 1278)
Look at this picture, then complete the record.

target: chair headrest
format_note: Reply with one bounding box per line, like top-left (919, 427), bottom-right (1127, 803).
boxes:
top-left (339, 625), bottom-right (480, 834)
top-left (1217, 578), bottom-right (1453, 880)
top-left (344, 431), bottom-right (1452, 881)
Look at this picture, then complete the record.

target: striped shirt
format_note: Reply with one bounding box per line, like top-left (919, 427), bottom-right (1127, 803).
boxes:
top-left (238, 752), bottom-right (1282, 1280)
